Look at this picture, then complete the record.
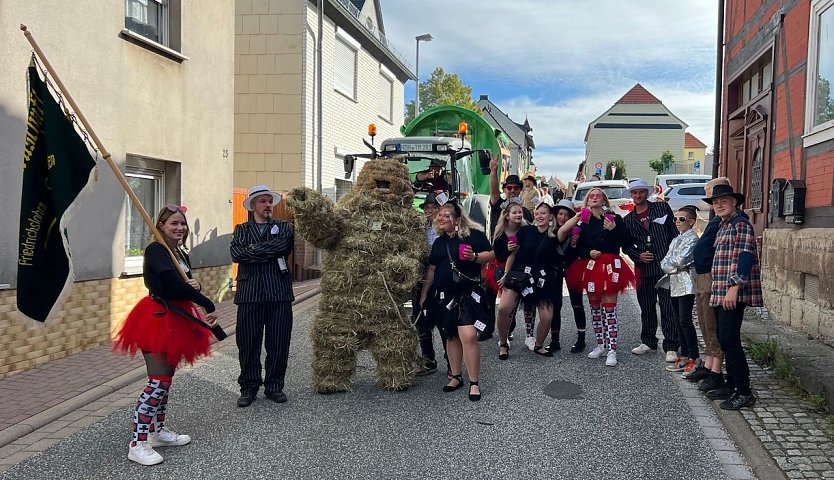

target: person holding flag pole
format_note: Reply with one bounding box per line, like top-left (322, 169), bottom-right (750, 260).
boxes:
top-left (18, 25), bottom-right (226, 466)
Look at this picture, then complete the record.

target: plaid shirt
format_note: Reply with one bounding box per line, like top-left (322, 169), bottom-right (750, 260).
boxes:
top-left (710, 211), bottom-right (763, 307)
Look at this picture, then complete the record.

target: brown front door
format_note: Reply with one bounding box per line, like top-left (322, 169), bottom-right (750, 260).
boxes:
top-left (743, 115), bottom-right (768, 235)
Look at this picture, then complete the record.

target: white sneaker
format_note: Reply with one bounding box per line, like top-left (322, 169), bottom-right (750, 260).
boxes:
top-left (605, 351), bottom-right (618, 366)
top-left (128, 441), bottom-right (164, 466)
top-left (148, 427), bottom-right (192, 447)
top-left (525, 336), bottom-right (536, 351)
top-left (631, 343), bottom-right (655, 355)
top-left (664, 350), bottom-right (679, 363)
top-left (587, 345), bottom-right (607, 359)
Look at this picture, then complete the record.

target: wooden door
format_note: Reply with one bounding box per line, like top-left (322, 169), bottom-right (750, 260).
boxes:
top-left (744, 116), bottom-right (768, 235)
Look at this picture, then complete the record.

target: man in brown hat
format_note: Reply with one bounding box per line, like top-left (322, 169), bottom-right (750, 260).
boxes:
top-left (521, 172), bottom-right (539, 211)
top-left (702, 181), bottom-right (762, 410)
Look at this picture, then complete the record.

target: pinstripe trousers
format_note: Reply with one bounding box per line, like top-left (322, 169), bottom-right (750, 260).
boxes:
top-left (236, 302), bottom-right (293, 394)
top-left (635, 273), bottom-right (679, 352)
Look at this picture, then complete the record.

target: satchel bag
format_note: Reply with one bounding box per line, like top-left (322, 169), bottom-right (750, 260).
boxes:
top-left (445, 243), bottom-right (483, 287)
top-left (503, 269), bottom-right (532, 292)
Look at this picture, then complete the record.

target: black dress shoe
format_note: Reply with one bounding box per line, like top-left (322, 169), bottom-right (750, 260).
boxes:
top-left (547, 338), bottom-right (561, 351)
top-left (237, 390), bottom-right (257, 407)
top-left (720, 392), bottom-right (756, 410)
top-left (265, 391), bottom-right (288, 403)
top-left (705, 386), bottom-right (735, 400)
top-left (570, 339), bottom-right (586, 354)
top-left (698, 373), bottom-right (724, 392)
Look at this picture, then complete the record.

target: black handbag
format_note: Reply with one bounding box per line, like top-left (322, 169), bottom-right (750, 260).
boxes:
top-left (503, 270), bottom-right (532, 291)
top-left (445, 244), bottom-right (483, 287)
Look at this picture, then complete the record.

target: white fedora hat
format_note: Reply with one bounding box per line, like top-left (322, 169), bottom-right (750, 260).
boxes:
top-left (243, 185), bottom-right (281, 211)
top-left (626, 179), bottom-right (651, 193)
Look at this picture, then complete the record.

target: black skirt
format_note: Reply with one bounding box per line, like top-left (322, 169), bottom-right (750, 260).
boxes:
top-left (424, 287), bottom-right (490, 339)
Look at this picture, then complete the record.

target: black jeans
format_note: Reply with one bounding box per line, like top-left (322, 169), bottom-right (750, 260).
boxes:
top-left (714, 303), bottom-right (750, 395)
top-left (674, 294), bottom-right (698, 359)
top-left (636, 273), bottom-right (679, 351)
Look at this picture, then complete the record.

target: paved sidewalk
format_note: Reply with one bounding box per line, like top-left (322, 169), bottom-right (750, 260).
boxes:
top-left (0, 278), bottom-right (320, 450)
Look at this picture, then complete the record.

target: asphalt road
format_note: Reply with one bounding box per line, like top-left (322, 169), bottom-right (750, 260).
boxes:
top-left (1, 292), bottom-right (730, 479)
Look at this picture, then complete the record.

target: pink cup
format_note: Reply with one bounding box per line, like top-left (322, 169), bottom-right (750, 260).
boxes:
top-left (459, 244), bottom-right (469, 260)
top-left (579, 208), bottom-right (591, 223)
top-left (571, 226), bottom-right (581, 237)
top-left (507, 235), bottom-right (517, 245)
top-left (605, 214), bottom-right (615, 223)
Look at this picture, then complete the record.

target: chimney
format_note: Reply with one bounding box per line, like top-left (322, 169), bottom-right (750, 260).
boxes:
top-left (479, 94), bottom-right (489, 101)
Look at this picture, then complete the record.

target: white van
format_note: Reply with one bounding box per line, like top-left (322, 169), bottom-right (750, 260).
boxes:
top-left (654, 174), bottom-right (712, 197)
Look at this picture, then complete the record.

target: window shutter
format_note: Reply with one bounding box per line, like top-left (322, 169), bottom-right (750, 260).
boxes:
top-left (378, 74), bottom-right (392, 120)
top-left (334, 39), bottom-right (356, 98)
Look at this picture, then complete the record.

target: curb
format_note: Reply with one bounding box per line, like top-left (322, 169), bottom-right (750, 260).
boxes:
top-left (0, 288), bottom-right (320, 449)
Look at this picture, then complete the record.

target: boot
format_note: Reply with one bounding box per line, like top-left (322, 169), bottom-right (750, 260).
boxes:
top-left (698, 372), bottom-right (724, 392)
top-left (570, 332), bottom-right (586, 354)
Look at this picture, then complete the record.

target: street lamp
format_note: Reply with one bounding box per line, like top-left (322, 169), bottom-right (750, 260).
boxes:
top-left (414, 33), bottom-right (433, 116)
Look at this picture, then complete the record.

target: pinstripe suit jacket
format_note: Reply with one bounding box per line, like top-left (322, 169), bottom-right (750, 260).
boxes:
top-left (623, 201), bottom-right (678, 278)
top-left (231, 220), bottom-right (295, 304)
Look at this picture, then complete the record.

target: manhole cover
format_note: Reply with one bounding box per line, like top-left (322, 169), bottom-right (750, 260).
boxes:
top-left (544, 380), bottom-right (583, 399)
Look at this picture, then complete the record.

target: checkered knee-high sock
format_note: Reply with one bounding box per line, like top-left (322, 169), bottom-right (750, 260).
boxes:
top-left (524, 303), bottom-right (536, 337)
top-left (603, 303), bottom-right (618, 351)
top-left (132, 376), bottom-right (171, 445)
top-left (154, 389), bottom-right (170, 433)
top-left (590, 303), bottom-right (603, 346)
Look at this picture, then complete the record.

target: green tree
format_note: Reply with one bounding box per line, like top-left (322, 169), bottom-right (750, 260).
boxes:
top-left (649, 150), bottom-right (675, 175)
top-left (405, 67), bottom-right (480, 124)
top-left (605, 159), bottom-right (627, 180)
top-left (815, 75), bottom-right (834, 125)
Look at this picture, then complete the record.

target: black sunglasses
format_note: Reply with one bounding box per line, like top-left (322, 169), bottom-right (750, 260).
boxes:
top-left (674, 216), bottom-right (691, 223)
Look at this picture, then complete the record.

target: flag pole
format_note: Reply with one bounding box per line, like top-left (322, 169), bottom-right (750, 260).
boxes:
top-left (20, 24), bottom-right (189, 282)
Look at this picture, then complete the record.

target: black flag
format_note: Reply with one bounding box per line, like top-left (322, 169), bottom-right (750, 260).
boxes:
top-left (17, 66), bottom-right (95, 322)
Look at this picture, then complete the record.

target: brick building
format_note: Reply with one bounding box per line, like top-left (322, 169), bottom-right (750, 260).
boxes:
top-left (720, 0), bottom-right (834, 343)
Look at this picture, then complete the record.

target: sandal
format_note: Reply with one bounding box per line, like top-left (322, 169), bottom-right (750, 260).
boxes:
top-left (498, 343), bottom-right (510, 361)
top-left (443, 374), bottom-right (465, 392)
top-left (534, 346), bottom-right (553, 357)
top-left (468, 381), bottom-right (481, 402)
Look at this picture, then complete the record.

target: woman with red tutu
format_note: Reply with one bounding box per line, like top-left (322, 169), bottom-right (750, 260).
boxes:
top-left (558, 188), bottom-right (635, 366)
top-left (114, 205), bottom-right (218, 466)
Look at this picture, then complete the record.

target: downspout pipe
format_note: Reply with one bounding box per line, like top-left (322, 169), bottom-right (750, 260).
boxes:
top-left (712, 0), bottom-right (725, 179)
top-left (317, 0), bottom-right (324, 194)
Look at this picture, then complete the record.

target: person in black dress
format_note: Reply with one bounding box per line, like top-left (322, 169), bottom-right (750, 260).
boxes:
top-left (549, 199), bottom-right (587, 353)
top-left (496, 202), bottom-right (561, 358)
top-left (420, 202), bottom-right (494, 401)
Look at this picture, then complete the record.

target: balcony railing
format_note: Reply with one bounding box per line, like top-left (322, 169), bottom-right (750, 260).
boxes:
top-left (333, 0), bottom-right (413, 71)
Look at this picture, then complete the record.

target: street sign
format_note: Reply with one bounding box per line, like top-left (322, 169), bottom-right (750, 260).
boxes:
top-left (595, 162), bottom-right (603, 169)
top-left (694, 161), bottom-right (701, 168)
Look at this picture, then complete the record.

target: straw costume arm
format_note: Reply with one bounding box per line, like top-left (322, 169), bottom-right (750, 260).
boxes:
top-left (285, 187), bottom-right (345, 251)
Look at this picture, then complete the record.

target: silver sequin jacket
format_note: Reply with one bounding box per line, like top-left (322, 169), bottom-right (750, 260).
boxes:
top-left (659, 229), bottom-right (698, 297)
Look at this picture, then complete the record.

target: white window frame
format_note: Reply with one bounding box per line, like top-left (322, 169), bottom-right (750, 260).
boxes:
top-left (804, 0), bottom-right (834, 147)
top-left (334, 28), bottom-right (359, 100)
top-left (378, 64), bottom-right (394, 123)
top-left (124, 167), bottom-right (164, 274)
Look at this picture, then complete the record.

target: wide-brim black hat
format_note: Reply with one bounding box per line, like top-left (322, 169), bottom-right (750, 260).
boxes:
top-left (702, 184), bottom-right (745, 205)
top-left (502, 175), bottom-right (523, 188)
top-left (419, 192), bottom-right (440, 208)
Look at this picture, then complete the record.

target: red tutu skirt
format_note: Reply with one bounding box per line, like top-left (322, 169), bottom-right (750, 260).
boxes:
top-left (483, 260), bottom-right (505, 294)
top-left (113, 296), bottom-right (212, 368)
top-left (565, 253), bottom-right (635, 295)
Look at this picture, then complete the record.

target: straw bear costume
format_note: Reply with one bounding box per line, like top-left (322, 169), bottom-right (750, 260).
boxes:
top-left (286, 158), bottom-right (427, 393)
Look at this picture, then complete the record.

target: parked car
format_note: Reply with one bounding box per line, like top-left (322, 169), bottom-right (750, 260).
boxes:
top-left (572, 180), bottom-right (634, 217)
top-left (663, 183), bottom-right (711, 212)
top-left (654, 174), bottom-right (712, 197)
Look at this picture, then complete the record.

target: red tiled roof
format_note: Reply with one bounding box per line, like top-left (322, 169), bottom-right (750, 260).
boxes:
top-left (684, 132), bottom-right (707, 148)
top-left (615, 83), bottom-right (662, 104)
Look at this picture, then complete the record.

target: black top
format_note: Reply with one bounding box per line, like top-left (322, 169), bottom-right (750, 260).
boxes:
top-left (488, 198), bottom-right (532, 238)
top-left (143, 242), bottom-right (215, 313)
top-left (575, 214), bottom-right (631, 259)
top-left (555, 237), bottom-right (579, 270)
top-left (513, 225), bottom-right (560, 270)
top-left (693, 216), bottom-right (721, 274)
top-left (492, 232), bottom-right (512, 263)
top-left (429, 230), bottom-right (492, 291)
top-left (230, 220), bottom-right (295, 304)
top-left (622, 201), bottom-right (678, 277)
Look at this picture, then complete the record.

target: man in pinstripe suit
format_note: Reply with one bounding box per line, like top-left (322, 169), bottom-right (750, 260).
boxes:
top-left (231, 185), bottom-right (295, 407)
top-left (622, 179), bottom-right (680, 359)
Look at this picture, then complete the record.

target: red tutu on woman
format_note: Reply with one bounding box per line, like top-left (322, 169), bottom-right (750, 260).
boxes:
top-left (113, 296), bottom-right (213, 368)
top-left (483, 260), bottom-right (506, 294)
top-left (565, 253), bottom-right (635, 295)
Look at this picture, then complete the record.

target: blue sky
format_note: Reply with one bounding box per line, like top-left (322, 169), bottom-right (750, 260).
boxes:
top-left (382, 0), bottom-right (719, 182)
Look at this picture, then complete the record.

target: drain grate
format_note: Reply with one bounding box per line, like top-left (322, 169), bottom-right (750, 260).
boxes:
top-left (544, 380), bottom-right (583, 399)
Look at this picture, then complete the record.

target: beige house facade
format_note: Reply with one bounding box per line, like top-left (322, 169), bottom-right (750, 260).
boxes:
top-left (234, 0), bottom-right (414, 199)
top-left (682, 132), bottom-right (708, 174)
top-left (0, 1), bottom-right (236, 378)
top-left (583, 84), bottom-right (687, 183)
